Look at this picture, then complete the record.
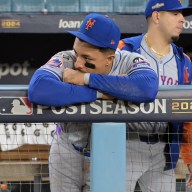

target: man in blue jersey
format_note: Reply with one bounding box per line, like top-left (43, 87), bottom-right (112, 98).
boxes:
top-left (118, 0), bottom-right (192, 191)
top-left (28, 13), bottom-right (158, 192)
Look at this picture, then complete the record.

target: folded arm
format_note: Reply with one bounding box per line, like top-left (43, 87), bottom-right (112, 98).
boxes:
top-left (88, 69), bottom-right (158, 103)
top-left (63, 68), bottom-right (158, 103)
top-left (28, 70), bottom-right (97, 106)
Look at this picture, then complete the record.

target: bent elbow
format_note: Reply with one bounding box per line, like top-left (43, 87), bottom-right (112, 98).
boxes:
top-left (144, 90), bottom-right (158, 102)
top-left (143, 82), bottom-right (158, 102)
top-left (28, 83), bottom-right (41, 104)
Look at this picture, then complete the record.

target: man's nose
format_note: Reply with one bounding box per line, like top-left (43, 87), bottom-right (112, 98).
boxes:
top-left (180, 13), bottom-right (185, 23)
top-left (75, 57), bottom-right (85, 69)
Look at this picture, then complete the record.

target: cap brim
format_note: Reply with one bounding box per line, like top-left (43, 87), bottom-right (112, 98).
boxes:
top-left (67, 30), bottom-right (107, 48)
top-left (166, 6), bottom-right (192, 17)
top-left (181, 7), bottom-right (192, 16)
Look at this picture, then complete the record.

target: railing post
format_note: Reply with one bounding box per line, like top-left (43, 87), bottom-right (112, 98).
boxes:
top-left (91, 123), bottom-right (126, 192)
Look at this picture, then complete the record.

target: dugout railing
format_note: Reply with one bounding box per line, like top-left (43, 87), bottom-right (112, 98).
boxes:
top-left (0, 85), bottom-right (192, 192)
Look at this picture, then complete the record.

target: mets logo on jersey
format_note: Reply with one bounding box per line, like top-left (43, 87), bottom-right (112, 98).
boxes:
top-left (86, 18), bottom-right (96, 30)
top-left (45, 57), bottom-right (63, 68)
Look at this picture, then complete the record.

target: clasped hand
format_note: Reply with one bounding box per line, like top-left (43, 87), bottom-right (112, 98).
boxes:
top-left (63, 68), bottom-right (85, 85)
top-left (63, 68), bottom-right (127, 100)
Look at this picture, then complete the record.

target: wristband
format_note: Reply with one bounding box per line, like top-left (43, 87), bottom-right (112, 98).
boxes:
top-left (84, 73), bottom-right (90, 85)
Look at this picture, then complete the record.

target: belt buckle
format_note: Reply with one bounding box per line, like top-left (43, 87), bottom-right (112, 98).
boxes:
top-left (83, 148), bottom-right (90, 157)
top-left (83, 148), bottom-right (88, 153)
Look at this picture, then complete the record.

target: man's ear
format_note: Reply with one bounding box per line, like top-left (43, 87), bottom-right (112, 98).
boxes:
top-left (152, 11), bottom-right (160, 24)
top-left (107, 54), bottom-right (115, 65)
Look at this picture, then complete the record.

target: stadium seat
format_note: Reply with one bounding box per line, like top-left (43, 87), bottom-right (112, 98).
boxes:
top-left (12, 0), bottom-right (45, 12)
top-left (80, 0), bottom-right (113, 12)
top-left (0, 0), bottom-right (11, 12)
top-left (114, 0), bottom-right (147, 13)
top-left (46, 0), bottom-right (79, 12)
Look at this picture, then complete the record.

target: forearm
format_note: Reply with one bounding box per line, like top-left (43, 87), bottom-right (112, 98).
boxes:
top-left (88, 70), bottom-right (158, 103)
top-left (28, 70), bottom-right (97, 106)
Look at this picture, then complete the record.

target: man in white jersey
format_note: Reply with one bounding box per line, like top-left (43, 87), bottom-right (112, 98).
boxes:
top-left (118, 0), bottom-right (192, 191)
top-left (28, 13), bottom-right (158, 191)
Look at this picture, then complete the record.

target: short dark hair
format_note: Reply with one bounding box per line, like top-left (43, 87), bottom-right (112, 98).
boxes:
top-left (78, 38), bottom-right (115, 54)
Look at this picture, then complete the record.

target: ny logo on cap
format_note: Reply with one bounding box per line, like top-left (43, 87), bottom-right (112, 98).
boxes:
top-left (85, 18), bottom-right (96, 30)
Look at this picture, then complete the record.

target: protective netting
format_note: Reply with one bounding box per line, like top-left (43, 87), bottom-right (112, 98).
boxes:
top-left (0, 122), bottom-right (190, 192)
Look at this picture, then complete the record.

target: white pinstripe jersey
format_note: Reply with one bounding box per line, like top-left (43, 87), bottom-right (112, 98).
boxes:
top-left (40, 49), bottom-right (154, 147)
top-left (140, 37), bottom-right (178, 85)
top-left (126, 36), bottom-right (179, 135)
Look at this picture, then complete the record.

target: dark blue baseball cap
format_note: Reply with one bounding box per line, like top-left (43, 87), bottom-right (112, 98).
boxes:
top-left (145, 0), bottom-right (192, 18)
top-left (67, 13), bottom-right (121, 50)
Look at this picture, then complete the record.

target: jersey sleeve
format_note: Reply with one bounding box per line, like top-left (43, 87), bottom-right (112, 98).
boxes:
top-left (28, 51), bottom-right (97, 107)
top-left (183, 53), bottom-right (192, 85)
top-left (87, 51), bottom-right (158, 103)
top-left (39, 50), bottom-right (76, 80)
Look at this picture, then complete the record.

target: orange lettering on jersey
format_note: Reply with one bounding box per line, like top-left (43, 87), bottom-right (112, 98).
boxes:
top-left (85, 18), bottom-right (96, 30)
top-left (184, 66), bottom-right (190, 83)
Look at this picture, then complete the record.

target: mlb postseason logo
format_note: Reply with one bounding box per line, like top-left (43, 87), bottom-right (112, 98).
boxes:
top-left (0, 97), bottom-right (33, 115)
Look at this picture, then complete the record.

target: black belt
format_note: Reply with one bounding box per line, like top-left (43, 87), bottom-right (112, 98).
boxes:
top-left (128, 133), bottom-right (166, 144)
top-left (139, 134), bottom-right (165, 144)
